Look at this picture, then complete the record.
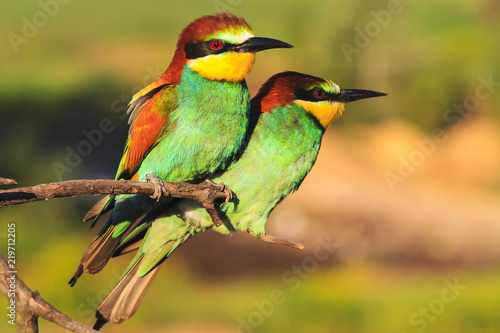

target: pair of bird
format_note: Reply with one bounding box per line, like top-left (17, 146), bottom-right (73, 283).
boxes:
top-left (69, 13), bottom-right (386, 330)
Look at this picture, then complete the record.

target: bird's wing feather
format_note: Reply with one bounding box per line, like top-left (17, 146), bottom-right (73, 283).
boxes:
top-left (127, 79), bottom-right (170, 126)
top-left (83, 195), bottom-right (114, 222)
top-left (116, 83), bottom-right (177, 180)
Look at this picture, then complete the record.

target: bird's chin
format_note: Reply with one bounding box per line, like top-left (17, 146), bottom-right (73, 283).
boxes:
top-left (187, 53), bottom-right (255, 82)
top-left (294, 100), bottom-right (345, 128)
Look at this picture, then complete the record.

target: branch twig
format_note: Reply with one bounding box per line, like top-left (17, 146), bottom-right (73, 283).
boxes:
top-left (0, 178), bottom-right (17, 186)
top-left (0, 254), bottom-right (98, 333)
top-left (258, 234), bottom-right (305, 250)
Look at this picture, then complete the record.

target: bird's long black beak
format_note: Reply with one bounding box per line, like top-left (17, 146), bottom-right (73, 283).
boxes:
top-left (236, 37), bottom-right (293, 53)
top-left (338, 89), bottom-right (387, 103)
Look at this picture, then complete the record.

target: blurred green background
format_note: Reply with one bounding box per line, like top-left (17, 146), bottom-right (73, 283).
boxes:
top-left (2, 0), bottom-right (500, 332)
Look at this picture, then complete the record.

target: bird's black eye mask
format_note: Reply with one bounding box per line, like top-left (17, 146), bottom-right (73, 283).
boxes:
top-left (184, 39), bottom-right (238, 59)
top-left (295, 87), bottom-right (340, 103)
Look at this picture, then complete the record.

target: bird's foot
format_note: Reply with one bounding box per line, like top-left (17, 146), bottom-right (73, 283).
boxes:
top-left (257, 234), bottom-right (304, 250)
top-left (146, 173), bottom-right (169, 201)
top-left (203, 179), bottom-right (234, 204)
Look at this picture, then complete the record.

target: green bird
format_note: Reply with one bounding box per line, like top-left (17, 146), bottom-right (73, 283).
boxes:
top-left (93, 71), bottom-right (387, 328)
top-left (68, 13), bottom-right (292, 286)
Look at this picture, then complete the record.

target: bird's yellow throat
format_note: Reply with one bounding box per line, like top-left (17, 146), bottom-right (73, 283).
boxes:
top-left (294, 100), bottom-right (345, 128)
top-left (187, 52), bottom-right (255, 82)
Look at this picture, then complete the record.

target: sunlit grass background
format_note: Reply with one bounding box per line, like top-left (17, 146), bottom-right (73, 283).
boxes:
top-left (1, 0), bottom-right (500, 332)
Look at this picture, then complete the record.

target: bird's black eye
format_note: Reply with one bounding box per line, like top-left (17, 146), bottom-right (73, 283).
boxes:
top-left (313, 88), bottom-right (325, 99)
top-left (210, 40), bottom-right (224, 50)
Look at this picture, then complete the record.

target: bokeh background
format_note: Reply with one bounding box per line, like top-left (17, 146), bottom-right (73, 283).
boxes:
top-left (2, 0), bottom-right (500, 332)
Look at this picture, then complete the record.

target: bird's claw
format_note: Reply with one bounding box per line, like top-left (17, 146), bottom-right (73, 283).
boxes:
top-left (146, 173), bottom-right (169, 201)
top-left (221, 184), bottom-right (234, 204)
top-left (202, 179), bottom-right (234, 204)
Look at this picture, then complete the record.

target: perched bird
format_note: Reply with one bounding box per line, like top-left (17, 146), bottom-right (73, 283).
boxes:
top-left (93, 71), bottom-right (387, 329)
top-left (68, 13), bottom-right (292, 286)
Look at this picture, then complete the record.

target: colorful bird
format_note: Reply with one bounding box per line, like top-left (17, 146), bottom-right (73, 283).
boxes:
top-left (69, 13), bottom-right (292, 286)
top-left (93, 71), bottom-right (387, 328)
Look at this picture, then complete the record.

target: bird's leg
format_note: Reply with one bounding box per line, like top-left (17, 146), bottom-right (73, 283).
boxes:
top-left (257, 234), bottom-right (304, 250)
top-left (202, 179), bottom-right (234, 204)
top-left (145, 173), bottom-right (169, 201)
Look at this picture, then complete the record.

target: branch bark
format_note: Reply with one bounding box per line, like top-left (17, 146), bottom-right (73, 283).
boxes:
top-left (0, 254), bottom-right (98, 333)
top-left (0, 177), bottom-right (17, 186)
top-left (0, 179), bottom-right (232, 227)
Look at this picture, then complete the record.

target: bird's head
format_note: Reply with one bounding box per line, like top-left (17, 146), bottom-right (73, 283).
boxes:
top-left (165, 13), bottom-right (292, 83)
top-left (252, 71), bottom-right (387, 128)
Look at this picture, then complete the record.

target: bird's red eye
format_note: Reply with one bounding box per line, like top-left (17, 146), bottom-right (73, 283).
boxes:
top-left (314, 89), bottom-right (325, 99)
top-left (210, 40), bottom-right (223, 50)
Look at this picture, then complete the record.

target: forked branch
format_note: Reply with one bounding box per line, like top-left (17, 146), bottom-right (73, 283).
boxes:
top-left (0, 254), bottom-right (98, 333)
top-left (0, 177), bottom-right (234, 332)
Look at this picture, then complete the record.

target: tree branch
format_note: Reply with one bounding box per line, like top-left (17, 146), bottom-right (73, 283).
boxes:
top-left (0, 254), bottom-right (98, 333)
top-left (0, 177), bottom-right (235, 332)
top-left (0, 178), bottom-right (233, 227)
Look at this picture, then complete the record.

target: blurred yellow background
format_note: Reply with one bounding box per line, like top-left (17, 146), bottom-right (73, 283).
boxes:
top-left (1, 0), bottom-right (500, 332)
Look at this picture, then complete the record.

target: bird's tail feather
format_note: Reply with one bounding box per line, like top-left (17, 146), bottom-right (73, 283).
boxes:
top-left (70, 203), bottom-right (170, 286)
top-left (69, 225), bottom-right (122, 286)
top-left (70, 195), bottom-right (117, 286)
top-left (93, 214), bottom-right (199, 328)
top-left (93, 255), bottom-right (161, 330)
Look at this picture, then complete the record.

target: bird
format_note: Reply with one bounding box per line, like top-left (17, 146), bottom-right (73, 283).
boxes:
top-left (92, 71), bottom-right (387, 329)
top-left (68, 13), bottom-right (292, 287)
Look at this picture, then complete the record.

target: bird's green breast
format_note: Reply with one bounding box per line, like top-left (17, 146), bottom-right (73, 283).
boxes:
top-left (137, 66), bottom-right (250, 182)
top-left (213, 103), bottom-right (325, 235)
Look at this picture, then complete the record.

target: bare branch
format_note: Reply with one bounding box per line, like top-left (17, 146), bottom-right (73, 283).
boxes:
top-left (0, 178), bottom-right (234, 331)
top-left (258, 234), bottom-right (304, 250)
top-left (0, 178), bottom-right (17, 186)
top-left (0, 179), bottom-right (230, 206)
top-left (0, 254), bottom-right (98, 333)
top-left (0, 179), bottom-right (232, 227)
